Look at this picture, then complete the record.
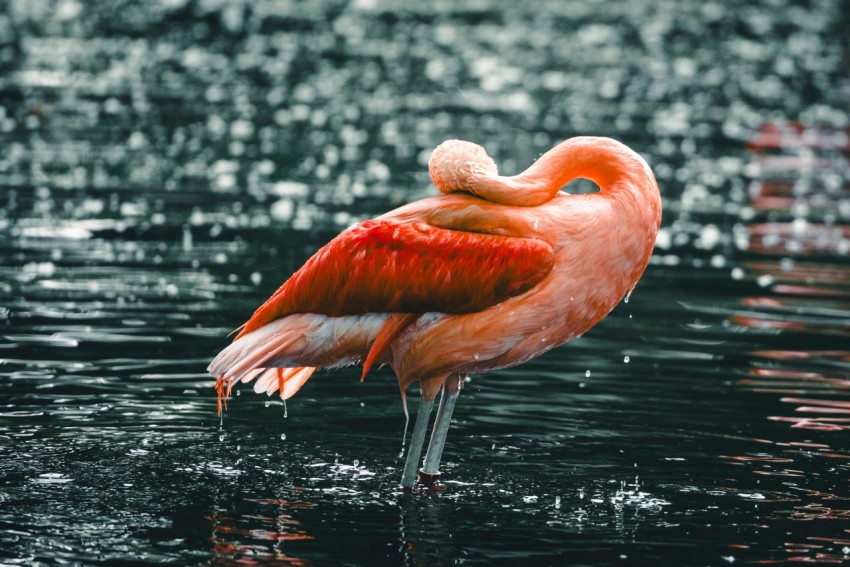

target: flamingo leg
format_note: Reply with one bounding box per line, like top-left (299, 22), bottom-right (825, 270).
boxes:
top-left (400, 396), bottom-right (434, 489)
top-left (419, 375), bottom-right (462, 484)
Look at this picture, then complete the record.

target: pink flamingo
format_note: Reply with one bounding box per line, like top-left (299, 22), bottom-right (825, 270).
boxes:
top-left (209, 136), bottom-right (662, 489)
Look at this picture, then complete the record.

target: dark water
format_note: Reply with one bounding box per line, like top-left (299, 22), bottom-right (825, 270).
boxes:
top-left (1, 1), bottom-right (849, 565)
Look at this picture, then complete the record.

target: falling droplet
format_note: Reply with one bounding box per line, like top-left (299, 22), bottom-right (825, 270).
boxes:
top-left (399, 411), bottom-right (409, 458)
top-left (585, 370), bottom-right (591, 378)
top-left (624, 356), bottom-right (630, 363)
top-left (554, 496), bottom-right (561, 509)
top-left (353, 459), bottom-right (360, 467)
top-left (264, 401), bottom-right (270, 408)
top-left (218, 434), bottom-right (225, 442)
top-left (283, 399), bottom-right (288, 418)
top-left (280, 433), bottom-right (287, 441)
top-left (236, 390), bottom-right (241, 396)
top-left (182, 225), bottom-right (193, 252)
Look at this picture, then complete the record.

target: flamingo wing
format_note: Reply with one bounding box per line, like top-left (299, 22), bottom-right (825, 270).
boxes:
top-left (237, 218), bottom-right (554, 337)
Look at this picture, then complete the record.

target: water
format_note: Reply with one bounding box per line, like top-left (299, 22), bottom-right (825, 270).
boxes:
top-left (1, 1), bottom-right (849, 565)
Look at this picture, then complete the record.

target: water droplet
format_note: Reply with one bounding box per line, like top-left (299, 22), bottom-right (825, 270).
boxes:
top-left (353, 459), bottom-right (360, 467)
top-left (585, 370), bottom-right (591, 378)
top-left (554, 496), bottom-right (561, 509)
top-left (280, 433), bottom-right (287, 441)
top-left (731, 267), bottom-right (745, 280)
top-left (182, 225), bottom-right (193, 252)
top-left (236, 390), bottom-right (241, 396)
top-left (360, 402), bottom-right (365, 407)
top-left (283, 399), bottom-right (288, 418)
top-left (623, 356), bottom-right (630, 363)
top-left (264, 401), bottom-right (270, 408)
top-left (218, 434), bottom-right (225, 442)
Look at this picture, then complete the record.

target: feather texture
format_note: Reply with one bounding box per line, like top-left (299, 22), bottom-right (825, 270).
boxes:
top-left (237, 219), bottom-right (554, 337)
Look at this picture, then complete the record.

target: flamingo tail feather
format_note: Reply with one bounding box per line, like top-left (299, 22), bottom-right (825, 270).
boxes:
top-left (361, 313), bottom-right (419, 382)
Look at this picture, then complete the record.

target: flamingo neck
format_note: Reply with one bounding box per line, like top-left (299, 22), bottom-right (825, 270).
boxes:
top-left (471, 136), bottom-right (657, 208)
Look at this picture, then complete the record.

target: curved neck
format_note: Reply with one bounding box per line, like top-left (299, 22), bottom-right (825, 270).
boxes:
top-left (473, 136), bottom-right (658, 208)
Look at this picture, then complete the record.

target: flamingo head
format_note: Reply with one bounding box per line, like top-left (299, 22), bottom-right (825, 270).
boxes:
top-left (428, 139), bottom-right (498, 195)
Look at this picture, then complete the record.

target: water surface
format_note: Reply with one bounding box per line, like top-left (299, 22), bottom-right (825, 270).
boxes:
top-left (1, 1), bottom-right (849, 565)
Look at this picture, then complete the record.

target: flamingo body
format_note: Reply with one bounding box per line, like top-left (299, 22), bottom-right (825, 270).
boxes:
top-left (209, 136), bottom-right (661, 459)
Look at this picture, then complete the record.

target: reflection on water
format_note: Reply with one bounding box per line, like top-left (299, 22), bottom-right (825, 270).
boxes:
top-left (716, 122), bottom-right (850, 564)
top-left (735, 123), bottom-right (850, 438)
top-left (1, 0), bottom-right (849, 565)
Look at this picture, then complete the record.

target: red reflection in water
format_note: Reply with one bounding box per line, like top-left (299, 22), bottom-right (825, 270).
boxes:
top-left (207, 501), bottom-right (315, 566)
top-left (738, 121), bottom-right (850, 430)
top-left (719, 123), bottom-right (850, 564)
top-left (746, 223), bottom-right (850, 256)
top-left (738, 366), bottom-right (850, 430)
top-left (752, 350), bottom-right (850, 363)
top-left (747, 122), bottom-right (850, 154)
top-left (744, 121), bottom-right (850, 259)
top-left (746, 260), bottom-right (850, 283)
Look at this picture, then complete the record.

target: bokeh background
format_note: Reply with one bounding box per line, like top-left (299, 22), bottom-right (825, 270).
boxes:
top-left (1, 1), bottom-right (849, 565)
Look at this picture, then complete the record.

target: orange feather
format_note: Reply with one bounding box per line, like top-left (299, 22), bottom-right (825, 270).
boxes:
top-left (361, 312), bottom-right (420, 382)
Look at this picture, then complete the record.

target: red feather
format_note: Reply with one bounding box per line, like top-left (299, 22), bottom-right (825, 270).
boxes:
top-left (237, 219), bottom-right (555, 337)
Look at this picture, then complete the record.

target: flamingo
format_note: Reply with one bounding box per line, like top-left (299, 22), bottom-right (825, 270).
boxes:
top-left (208, 136), bottom-right (662, 489)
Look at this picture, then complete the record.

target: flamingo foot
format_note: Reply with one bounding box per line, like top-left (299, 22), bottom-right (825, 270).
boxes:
top-left (415, 469), bottom-right (443, 490)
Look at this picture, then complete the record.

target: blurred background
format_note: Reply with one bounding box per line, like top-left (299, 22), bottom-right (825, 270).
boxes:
top-left (0, 0), bottom-right (849, 565)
